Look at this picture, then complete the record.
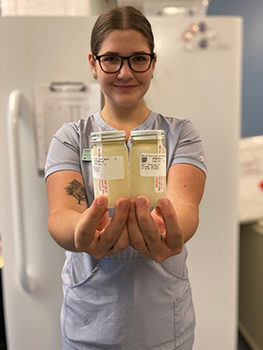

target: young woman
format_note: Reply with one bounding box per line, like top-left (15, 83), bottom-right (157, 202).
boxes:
top-left (45, 6), bottom-right (206, 350)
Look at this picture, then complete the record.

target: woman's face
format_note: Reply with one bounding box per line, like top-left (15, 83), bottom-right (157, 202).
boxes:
top-left (89, 29), bottom-right (156, 110)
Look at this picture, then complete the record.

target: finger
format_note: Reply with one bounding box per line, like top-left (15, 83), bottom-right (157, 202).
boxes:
top-left (100, 197), bottom-right (130, 252)
top-left (151, 208), bottom-right (166, 235)
top-left (135, 196), bottom-right (171, 260)
top-left (135, 196), bottom-right (161, 246)
top-left (95, 209), bottom-right (110, 235)
top-left (113, 224), bottom-right (130, 252)
top-left (127, 199), bottom-right (148, 252)
top-left (157, 197), bottom-right (184, 252)
top-left (75, 195), bottom-right (109, 249)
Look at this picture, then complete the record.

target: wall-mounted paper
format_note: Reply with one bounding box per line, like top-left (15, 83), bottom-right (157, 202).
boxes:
top-left (34, 82), bottom-right (101, 170)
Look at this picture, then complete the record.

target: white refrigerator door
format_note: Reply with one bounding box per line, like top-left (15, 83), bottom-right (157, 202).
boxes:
top-left (0, 16), bottom-right (242, 350)
top-left (0, 17), bottom-right (98, 350)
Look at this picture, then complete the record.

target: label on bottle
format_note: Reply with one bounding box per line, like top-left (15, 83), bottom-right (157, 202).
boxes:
top-left (91, 156), bottom-right (125, 180)
top-left (140, 153), bottom-right (166, 177)
top-left (155, 176), bottom-right (165, 193)
top-left (156, 132), bottom-right (165, 193)
top-left (98, 179), bottom-right (109, 196)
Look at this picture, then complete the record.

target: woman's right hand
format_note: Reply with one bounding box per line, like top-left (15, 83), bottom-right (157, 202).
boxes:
top-left (46, 171), bottom-right (130, 258)
top-left (74, 195), bottom-right (130, 258)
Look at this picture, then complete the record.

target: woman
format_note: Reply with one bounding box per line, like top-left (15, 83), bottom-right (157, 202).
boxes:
top-left (45, 6), bottom-right (206, 350)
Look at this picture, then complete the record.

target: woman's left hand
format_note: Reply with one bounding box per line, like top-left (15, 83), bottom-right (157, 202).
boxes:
top-left (127, 195), bottom-right (184, 262)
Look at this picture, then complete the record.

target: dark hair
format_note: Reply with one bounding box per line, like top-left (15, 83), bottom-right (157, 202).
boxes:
top-left (90, 6), bottom-right (155, 55)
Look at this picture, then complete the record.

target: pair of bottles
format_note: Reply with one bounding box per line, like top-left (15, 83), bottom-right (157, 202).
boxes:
top-left (91, 130), bottom-right (166, 208)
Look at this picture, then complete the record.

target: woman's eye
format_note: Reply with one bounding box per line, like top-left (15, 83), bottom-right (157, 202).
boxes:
top-left (132, 55), bottom-right (148, 63)
top-left (135, 56), bottom-right (144, 61)
top-left (102, 56), bottom-right (120, 63)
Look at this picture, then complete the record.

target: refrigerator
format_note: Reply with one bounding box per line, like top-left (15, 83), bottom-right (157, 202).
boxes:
top-left (0, 15), bottom-right (243, 350)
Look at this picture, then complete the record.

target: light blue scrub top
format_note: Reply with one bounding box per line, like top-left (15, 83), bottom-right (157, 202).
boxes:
top-left (45, 111), bottom-right (207, 350)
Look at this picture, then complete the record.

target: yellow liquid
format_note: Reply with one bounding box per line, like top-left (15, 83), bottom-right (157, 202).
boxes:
top-left (129, 140), bottom-right (166, 206)
top-left (91, 141), bottom-right (129, 208)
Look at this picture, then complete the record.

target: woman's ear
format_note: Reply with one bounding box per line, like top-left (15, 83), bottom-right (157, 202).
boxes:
top-left (88, 53), bottom-right (98, 79)
top-left (152, 53), bottom-right (157, 71)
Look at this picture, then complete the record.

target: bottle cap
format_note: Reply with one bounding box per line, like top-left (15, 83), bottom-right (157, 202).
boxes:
top-left (91, 130), bottom-right (126, 142)
top-left (130, 130), bottom-right (164, 141)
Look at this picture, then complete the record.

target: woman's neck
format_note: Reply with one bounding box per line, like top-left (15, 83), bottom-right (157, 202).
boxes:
top-left (100, 101), bottom-right (151, 140)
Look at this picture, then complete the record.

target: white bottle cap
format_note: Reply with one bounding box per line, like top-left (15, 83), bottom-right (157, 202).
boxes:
top-left (91, 130), bottom-right (126, 142)
top-left (130, 130), bottom-right (164, 141)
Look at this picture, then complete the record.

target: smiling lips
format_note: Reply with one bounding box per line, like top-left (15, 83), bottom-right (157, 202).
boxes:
top-left (114, 84), bottom-right (138, 91)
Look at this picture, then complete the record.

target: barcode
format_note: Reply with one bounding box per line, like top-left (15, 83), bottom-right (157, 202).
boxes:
top-left (141, 155), bottom-right (147, 163)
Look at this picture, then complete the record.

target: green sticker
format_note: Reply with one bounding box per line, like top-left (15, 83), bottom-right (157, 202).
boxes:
top-left (82, 149), bottom-right (91, 161)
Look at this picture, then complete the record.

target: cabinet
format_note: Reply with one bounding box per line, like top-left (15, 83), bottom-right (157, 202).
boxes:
top-left (239, 221), bottom-right (263, 350)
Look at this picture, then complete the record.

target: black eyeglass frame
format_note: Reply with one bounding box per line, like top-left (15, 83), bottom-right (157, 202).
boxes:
top-left (93, 53), bottom-right (156, 74)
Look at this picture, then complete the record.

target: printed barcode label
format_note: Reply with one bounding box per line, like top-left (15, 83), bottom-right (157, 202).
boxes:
top-left (140, 153), bottom-right (166, 177)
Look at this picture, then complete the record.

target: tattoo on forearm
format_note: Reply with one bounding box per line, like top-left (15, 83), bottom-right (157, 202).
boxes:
top-left (64, 180), bottom-right (87, 205)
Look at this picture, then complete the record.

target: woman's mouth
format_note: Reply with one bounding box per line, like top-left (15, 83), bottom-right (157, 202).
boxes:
top-left (114, 84), bottom-right (137, 92)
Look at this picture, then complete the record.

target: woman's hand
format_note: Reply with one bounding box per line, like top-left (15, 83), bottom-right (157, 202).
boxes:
top-left (127, 196), bottom-right (184, 262)
top-left (74, 195), bottom-right (130, 259)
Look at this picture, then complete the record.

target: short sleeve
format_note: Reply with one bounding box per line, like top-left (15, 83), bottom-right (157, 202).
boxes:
top-left (171, 120), bottom-right (206, 175)
top-left (45, 122), bottom-right (81, 180)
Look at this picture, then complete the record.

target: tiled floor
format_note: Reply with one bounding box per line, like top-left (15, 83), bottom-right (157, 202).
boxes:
top-left (238, 332), bottom-right (252, 350)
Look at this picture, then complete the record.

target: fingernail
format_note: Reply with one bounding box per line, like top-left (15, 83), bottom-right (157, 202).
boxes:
top-left (96, 195), bottom-right (106, 207)
top-left (159, 197), bottom-right (169, 207)
top-left (137, 196), bottom-right (146, 208)
top-left (120, 198), bottom-right (129, 210)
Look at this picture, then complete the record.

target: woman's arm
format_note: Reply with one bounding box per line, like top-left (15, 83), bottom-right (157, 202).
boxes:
top-left (127, 163), bottom-right (206, 262)
top-left (46, 170), bottom-right (131, 258)
top-left (166, 163), bottom-right (206, 243)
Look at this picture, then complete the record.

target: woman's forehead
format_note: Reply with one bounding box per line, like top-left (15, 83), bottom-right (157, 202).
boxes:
top-left (99, 29), bottom-right (150, 54)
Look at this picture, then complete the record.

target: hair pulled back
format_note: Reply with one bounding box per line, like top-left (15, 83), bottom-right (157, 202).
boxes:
top-left (90, 6), bottom-right (155, 56)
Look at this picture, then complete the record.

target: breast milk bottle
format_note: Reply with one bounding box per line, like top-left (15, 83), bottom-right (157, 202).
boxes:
top-left (91, 130), bottom-right (129, 208)
top-left (130, 130), bottom-right (166, 206)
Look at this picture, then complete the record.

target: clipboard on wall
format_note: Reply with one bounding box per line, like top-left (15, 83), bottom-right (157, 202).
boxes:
top-left (34, 82), bottom-right (101, 171)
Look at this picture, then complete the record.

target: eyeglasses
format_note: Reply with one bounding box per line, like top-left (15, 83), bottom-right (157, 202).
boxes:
top-left (93, 53), bottom-right (155, 74)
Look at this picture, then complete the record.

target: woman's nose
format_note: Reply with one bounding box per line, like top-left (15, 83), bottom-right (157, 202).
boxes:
top-left (117, 59), bottom-right (134, 79)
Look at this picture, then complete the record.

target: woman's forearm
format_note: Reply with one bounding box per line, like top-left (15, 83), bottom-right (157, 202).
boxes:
top-left (48, 209), bottom-right (82, 252)
top-left (174, 204), bottom-right (199, 243)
